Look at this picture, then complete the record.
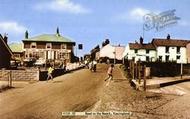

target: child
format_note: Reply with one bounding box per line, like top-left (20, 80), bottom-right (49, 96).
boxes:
top-left (105, 64), bottom-right (114, 81)
top-left (47, 66), bottom-right (54, 81)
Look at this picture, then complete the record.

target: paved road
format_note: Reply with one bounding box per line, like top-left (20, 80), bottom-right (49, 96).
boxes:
top-left (0, 64), bottom-right (111, 119)
top-left (153, 82), bottom-right (190, 119)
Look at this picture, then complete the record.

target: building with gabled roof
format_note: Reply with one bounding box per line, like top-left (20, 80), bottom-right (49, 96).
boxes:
top-left (123, 37), bottom-right (157, 62)
top-left (123, 35), bottom-right (190, 64)
top-left (99, 44), bottom-right (125, 63)
top-left (152, 35), bottom-right (190, 63)
top-left (0, 34), bottom-right (13, 69)
top-left (22, 28), bottom-right (76, 63)
top-left (9, 43), bottom-right (24, 61)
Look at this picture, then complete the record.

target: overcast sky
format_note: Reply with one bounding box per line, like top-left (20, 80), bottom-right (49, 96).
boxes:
top-left (0, 0), bottom-right (190, 56)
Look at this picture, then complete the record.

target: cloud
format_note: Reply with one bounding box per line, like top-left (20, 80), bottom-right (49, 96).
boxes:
top-left (0, 21), bottom-right (26, 35)
top-left (116, 8), bottom-right (155, 23)
top-left (35, 0), bottom-right (91, 14)
top-left (179, 20), bottom-right (190, 27)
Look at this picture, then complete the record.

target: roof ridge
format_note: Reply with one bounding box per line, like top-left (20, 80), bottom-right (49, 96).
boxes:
top-left (0, 34), bottom-right (13, 56)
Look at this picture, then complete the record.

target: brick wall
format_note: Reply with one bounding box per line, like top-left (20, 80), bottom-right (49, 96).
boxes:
top-left (0, 69), bottom-right (39, 81)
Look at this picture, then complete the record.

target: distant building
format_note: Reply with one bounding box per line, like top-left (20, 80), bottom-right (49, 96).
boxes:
top-left (0, 34), bottom-right (13, 69)
top-left (90, 45), bottom-right (100, 61)
top-left (22, 28), bottom-right (76, 63)
top-left (123, 35), bottom-right (190, 64)
top-left (99, 44), bottom-right (125, 63)
top-left (9, 43), bottom-right (24, 61)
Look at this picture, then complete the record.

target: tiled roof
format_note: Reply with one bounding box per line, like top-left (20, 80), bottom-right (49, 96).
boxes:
top-left (22, 34), bottom-right (75, 44)
top-left (129, 43), bottom-right (155, 50)
top-left (9, 43), bottom-right (23, 53)
top-left (0, 34), bottom-right (13, 56)
top-left (152, 38), bottom-right (190, 47)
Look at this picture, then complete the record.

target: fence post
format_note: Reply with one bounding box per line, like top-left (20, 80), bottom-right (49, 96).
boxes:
top-left (144, 65), bottom-right (146, 91)
top-left (138, 63), bottom-right (141, 84)
top-left (9, 70), bottom-right (12, 87)
top-left (135, 63), bottom-right (138, 80)
top-left (132, 61), bottom-right (135, 79)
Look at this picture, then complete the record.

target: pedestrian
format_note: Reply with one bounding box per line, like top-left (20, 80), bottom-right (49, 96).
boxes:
top-left (47, 65), bottom-right (54, 81)
top-left (105, 64), bottom-right (114, 86)
top-left (93, 60), bottom-right (97, 72)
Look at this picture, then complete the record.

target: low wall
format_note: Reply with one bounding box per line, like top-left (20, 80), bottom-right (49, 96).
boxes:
top-left (0, 65), bottom-right (85, 81)
top-left (0, 69), bottom-right (39, 81)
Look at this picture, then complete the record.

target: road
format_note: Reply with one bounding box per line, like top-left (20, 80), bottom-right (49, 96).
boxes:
top-left (152, 82), bottom-right (190, 119)
top-left (1, 64), bottom-right (190, 119)
top-left (0, 64), bottom-right (109, 119)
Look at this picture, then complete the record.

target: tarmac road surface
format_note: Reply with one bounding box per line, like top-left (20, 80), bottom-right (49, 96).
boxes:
top-left (0, 64), bottom-right (109, 119)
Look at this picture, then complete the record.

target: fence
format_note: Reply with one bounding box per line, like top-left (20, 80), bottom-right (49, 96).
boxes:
top-left (128, 61), bottom-right (147, 91)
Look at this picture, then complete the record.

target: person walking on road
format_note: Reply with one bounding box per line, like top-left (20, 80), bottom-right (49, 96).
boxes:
top-left (105, 64), bottom-right (114, 86)
top-left (47, 66), bottom-right (54, 81)
top-left (92, 60), bottom-right (97, 72)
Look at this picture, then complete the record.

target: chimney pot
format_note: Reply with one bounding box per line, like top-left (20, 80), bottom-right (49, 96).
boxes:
top-left (140, 36), bottom-right (143, 44)
top-left (167, 34), bottom-right (170, 39)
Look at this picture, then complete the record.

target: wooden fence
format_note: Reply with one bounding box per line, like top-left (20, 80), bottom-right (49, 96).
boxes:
top-left (128, 61), bottom-right (147, 91)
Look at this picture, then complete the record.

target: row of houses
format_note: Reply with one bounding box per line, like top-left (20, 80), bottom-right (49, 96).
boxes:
top-left (90, 35), bottom-right (190, 64)
top-left (123, 35), bottom-right (190, 64)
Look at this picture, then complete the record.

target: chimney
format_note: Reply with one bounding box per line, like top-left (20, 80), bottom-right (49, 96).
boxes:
top-left (3, 33), bottom-right (8, 44)
top-left (167, 34), bottom-right (170, 39)
top-left (25, 30), bottom-right (29, 39)
top-left (140, 36), bottom-right (143, 44)
top-left (56, 27), bottom-right (60, 36)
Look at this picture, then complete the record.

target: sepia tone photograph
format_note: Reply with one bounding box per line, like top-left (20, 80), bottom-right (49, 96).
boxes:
top-left (0, 0), bottom-right (190, 119)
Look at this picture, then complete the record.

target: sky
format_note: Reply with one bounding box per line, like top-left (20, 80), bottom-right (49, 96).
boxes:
top-left (0, 0), bottom-right (190, 57)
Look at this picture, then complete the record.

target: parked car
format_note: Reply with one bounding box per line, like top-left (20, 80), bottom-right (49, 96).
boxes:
top-left (34, 58), bottom-right (46, 67)
top-left (23, 57), bottom-right (36, 67)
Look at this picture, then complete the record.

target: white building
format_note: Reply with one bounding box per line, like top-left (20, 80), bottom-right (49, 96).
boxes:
top-left (123, 36), bottom-right (190, 64)
top-left (152, 38), bottom-right (189, 64)
top-left (99, 44), bottom-right (125, 60)
top-left (123, 42), bottom-right (156, 62)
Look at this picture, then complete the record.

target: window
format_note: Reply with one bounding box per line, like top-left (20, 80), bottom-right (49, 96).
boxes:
top-left (31, 42), bottom-right (36, 48)
top-left (166, 55), bottom-right (169, 62)
top-left (46, 43), bottom-right (52, 49)
top-left (146, 56), bottom-right (150, 62)
top-left (146, 49), bottom-right (149, 54)
top-left (14, 54), bottom-right (20, 58)
top-left (159, 56), bottom-right (162, 61)
top-left (177, 47), bottom-right (180, 54)
top-left (59, 52), bottom-right (68, 59)
top-left (166, 46), bottom-right (169, 53)
top-left (177, 56), bottom-right (180, 60)
top-left (61, 44), bottom-right (67, 49)
top-left (135, 49), bottom-right (138, 53)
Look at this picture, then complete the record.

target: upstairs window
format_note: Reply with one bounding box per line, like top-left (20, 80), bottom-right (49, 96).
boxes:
top-left (177, 47), bottom-right (180, 54)
top-left (31, 42), bottom-right (36, 48)
top-left (166, 46), bottom-right (169, 53)
top-left (135, 49), bottom-right (138, 53)
top-left (61, 44), bottom-right (67, 49)
top-left (146, 49), bottom-right (149, 54)
top-left (46, 43), bottom-right (52, 49)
